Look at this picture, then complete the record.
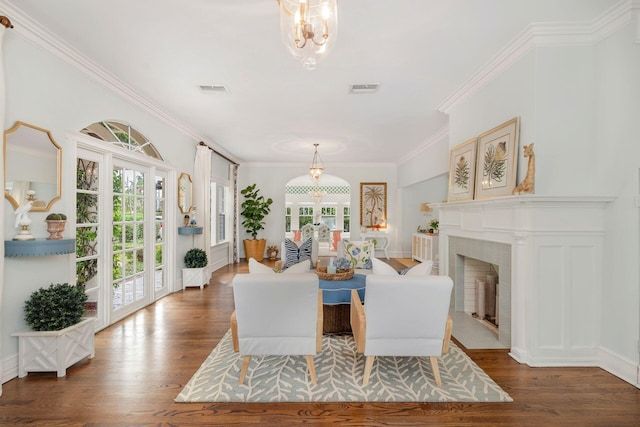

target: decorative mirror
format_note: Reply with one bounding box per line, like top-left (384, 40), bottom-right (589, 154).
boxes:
top-left (4, 121), bottom-right (61, 212)
top-left (178, 172), bottom-right (193, 214)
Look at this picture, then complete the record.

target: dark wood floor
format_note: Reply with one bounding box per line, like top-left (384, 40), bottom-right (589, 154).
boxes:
top-left (1, 261), bottom-right (639, 426)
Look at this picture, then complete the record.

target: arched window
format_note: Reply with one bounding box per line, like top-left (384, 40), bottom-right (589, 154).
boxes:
top-left (81, 121), bottom-right (163, 160)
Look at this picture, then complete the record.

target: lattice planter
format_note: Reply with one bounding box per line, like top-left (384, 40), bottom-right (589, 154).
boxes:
top-left (12, 318), bottom-right (95, 378)
top-left (182, 267), bottom-right (209, 290)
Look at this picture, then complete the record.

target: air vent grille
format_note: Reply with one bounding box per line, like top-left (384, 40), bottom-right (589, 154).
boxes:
top-left (349, 83), bottom-right (380, 94)
top-left (199, 85), bottom-right (230, 94)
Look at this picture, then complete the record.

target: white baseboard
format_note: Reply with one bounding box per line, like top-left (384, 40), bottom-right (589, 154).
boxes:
top-left (2, 353), bottom-right (18, 385)
top-left (598, 347), bottom-right (640, 389)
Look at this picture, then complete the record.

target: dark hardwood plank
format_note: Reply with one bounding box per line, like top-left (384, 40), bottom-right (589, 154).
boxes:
top-left (1, 260), bottom-right (639, 426)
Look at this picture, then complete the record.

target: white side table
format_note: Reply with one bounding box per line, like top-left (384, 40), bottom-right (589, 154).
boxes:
top-left (363, 231), bottom-right (390, 259)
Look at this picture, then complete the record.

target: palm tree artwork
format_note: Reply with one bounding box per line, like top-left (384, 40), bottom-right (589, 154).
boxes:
top-left (361, 183), bottom-right (386, 228)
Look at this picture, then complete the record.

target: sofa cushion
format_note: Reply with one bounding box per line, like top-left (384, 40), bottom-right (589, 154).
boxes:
top-left (283, 238), bottom-right (313, 268)
top-left (372, 257), bottom-right (399, 275)
top-left (342, 240), bottom-right (373, 270)
top-left (402, 260), bottom-right (433, 276)
top-left (283, 259), bottom-right (311, 273)
top-left (248, 257), bottom-right (277, 274)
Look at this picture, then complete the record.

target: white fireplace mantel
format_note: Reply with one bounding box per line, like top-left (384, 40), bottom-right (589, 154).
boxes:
top-left (434, 195), bottom-right (614, 367)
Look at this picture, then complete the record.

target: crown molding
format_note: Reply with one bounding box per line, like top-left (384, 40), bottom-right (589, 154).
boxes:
top-left (0, 0), bottom-right (240, 164)
top-left (437, 0), bottom-right (637, 114)
top-left (395, 125), bottom-right (448, 167)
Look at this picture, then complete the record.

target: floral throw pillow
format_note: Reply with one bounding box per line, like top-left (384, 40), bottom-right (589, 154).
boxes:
top-left (342, 240), bottom-right (373, 269)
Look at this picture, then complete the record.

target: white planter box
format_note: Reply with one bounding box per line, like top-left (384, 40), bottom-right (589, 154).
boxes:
top-left (12, 318), bottom-right (95, 378)
top-left (182, 267), bottom-right (209, 289)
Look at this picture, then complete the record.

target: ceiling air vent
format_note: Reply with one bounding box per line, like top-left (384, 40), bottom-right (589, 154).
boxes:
top-left (199, 84), bottom-right (230, 94)
top-left (349, 83), bottom-right (380, 94)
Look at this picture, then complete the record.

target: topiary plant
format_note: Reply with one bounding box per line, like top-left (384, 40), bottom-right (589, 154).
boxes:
top-left (184, 248), bottom-right (208, 268)
top-left (46, 213), bottom-right (62, 220)
top-left (24, 283), bottom-right (87, 331)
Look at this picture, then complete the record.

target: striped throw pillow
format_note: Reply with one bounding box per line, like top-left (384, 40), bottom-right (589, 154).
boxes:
top-left (283, 238), bottom-right (313, 268)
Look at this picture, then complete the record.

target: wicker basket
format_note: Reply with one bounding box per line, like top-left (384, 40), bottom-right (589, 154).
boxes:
top-left (316, 267), bottom-right (355, 281)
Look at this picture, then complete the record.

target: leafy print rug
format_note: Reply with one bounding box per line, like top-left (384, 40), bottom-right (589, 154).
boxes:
top-left (176, 331), bottom-right (512, 403)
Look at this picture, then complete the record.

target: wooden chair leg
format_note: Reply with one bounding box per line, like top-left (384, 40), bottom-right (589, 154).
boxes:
top-left (316, 291), bottom-right (323, 352)
top-left (239, 355), bottom-right (251, 384)
top-left (362, 355), bottom-right (375, 386)
top-left (430, 356), bottom-right (442, 386)
top-left (442, 314), bottom-right (453, 355)
top-left (230, 311), bottom-right (239, 352)
top-left (305, 355), bottom-right (317, 385)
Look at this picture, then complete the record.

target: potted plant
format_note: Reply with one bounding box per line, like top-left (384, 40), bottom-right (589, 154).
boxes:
top-left (428, 219), bottom-right (439, 234)
top-left (45, 213), bottom-right (67, 240)
top-left (240, 183), bottom-right (273, 261)
top-left (182, 248), bottom-right (209, 289)
top-left (13, 283), bottom-right (95, 377)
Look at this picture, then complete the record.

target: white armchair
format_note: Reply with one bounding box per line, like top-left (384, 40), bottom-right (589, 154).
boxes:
top-left (231, 273), bottom-right (323, 385)
top-left (350, 275), bottom-right (453, 386)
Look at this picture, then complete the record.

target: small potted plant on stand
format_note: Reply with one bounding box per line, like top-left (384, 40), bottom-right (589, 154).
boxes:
top-left (45, 213), bottom-right (67, 239)
top-left (12, 283), bottom-right (94, 377)
top-left (428, 219), bottom-right (439, 234)
top-left (182, 248), bottom-right (209, 290)
top-left (240, 183), bottom-right (273, 261)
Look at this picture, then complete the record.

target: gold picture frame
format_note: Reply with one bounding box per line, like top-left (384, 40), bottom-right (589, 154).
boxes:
top-left (474, 117), bottom-right (520, 200)
top-left (360, 182), bottom-right (387, 228)
top-left (447, 138), bottom-right (477, 202)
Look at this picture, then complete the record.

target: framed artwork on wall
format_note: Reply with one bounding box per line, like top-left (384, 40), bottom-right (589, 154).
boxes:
top-left (360, 182), bottom-right (387, 229)
top-left (447, 138), bottom-right (477, 202)
top-left (474, 117), bottom-right (520, 200)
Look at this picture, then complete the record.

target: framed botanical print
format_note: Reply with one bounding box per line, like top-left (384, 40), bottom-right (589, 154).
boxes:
top-left (360, 182), bottom-right (387, 228)
top-left (474, 117), bottom-right (520, 200)
top-left (447, 138), bottom-right (477, 202)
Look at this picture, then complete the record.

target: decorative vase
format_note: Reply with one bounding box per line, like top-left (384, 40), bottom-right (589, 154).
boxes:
top-left (267, 245), bottom-right (279, 261)
top-left (46, 220), bottom-right (66, 240)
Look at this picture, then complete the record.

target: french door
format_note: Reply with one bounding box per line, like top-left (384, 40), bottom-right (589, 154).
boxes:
top-left (75, 139), bottom-right (175, 330)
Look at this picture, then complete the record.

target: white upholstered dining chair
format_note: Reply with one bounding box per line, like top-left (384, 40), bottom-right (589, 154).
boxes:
top-left (231, 273), bottom-right (323, 385)
top-left (350, 275), bottom-right (453, 386)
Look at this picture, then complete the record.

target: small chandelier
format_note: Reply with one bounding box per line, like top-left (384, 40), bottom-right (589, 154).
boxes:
top-left (308, 184), bottom-right (326, 203)
top-left (278, 0), bottom-right (338, 70)
top-left (309, 143), bottom-right (324, 182)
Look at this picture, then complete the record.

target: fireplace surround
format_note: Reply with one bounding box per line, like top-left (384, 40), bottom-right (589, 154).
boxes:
top-left (436, 196), bottom-right (612, 367)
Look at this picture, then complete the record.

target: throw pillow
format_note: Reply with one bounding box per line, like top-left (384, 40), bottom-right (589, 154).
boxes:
top-left (284, 238), bottom-right (313, 268)
top-left (248, 257), bottom-right (277, 274)
top-left (342, 240), bottom-right (373, 270)
top-left (282, 259), bottom-right (311, 274)
top-left (403, 260), bottom-right (434, 276)
top-left (372, 257), bottom-right (399, 275)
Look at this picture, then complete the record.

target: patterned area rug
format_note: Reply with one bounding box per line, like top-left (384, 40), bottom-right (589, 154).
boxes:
top-left (176, 331), bottom-right (512, 403)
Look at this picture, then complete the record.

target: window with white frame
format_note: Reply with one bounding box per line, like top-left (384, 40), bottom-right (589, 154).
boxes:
top-left (321, 206), bottom-right (336, 229)
top-left (210, 182), bottom-right (229, 245)
top-left (343, 206), bottom-right (350, 232)
top-left (299, 206), bottom-right (314, 227)
top-left (285, 206), bottom-right (292, 232)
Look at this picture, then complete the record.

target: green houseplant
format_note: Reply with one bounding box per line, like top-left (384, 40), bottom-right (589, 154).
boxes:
top-left (428, 219), bottom-right (439, 234)
top-left (184, 248), bottom-right (208, 268)
top-left (24, 283), bottom-right (87, 331)
top-left (240, 183), bottom-right (273, 261)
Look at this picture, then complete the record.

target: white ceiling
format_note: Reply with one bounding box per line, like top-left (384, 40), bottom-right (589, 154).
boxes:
top-left (4, 0), bottom-right (618, 166)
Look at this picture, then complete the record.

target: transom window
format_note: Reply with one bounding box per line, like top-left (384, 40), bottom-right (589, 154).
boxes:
top-left (81, 121), bottom-right (163, 160)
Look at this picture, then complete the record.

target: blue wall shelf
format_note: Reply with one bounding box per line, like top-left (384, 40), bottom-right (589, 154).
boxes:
top-left (178, 227), bottom-right (203, 235)
top-left (5, 238), bottom-right (75, 257)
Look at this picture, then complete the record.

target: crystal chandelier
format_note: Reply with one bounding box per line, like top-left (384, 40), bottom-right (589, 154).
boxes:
top-left (309, 143), bottom-right (324, 182)
top-left (278, 0), bottom-right (338, 70)
top-left (308, 184), bottom-right (326, 203)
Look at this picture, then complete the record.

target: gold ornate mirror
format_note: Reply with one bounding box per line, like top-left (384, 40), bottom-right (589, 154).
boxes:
top-left (178, 172), bottom-right (193, 214)
top-left (4, 121), bottom-right (61, 212)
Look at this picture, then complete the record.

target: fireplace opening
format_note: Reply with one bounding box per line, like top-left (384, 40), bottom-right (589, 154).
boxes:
top-left (463, 257), bottom-right (499, 331)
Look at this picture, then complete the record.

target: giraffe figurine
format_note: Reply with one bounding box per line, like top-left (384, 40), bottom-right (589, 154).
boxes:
top-left (512, 143), bottom-right (535, 195)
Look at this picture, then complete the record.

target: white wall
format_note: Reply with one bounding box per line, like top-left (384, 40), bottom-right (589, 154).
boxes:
top-left (446, 22), bottom-right (639, 383)
top-left (400, 174), bottom-right (449, 256)
top-left (592, 23), bottom-right (640, 373)
top-left (2, 32), bottom-right (196, 371)
top-left (238, 163), bottom-right (399, 257)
